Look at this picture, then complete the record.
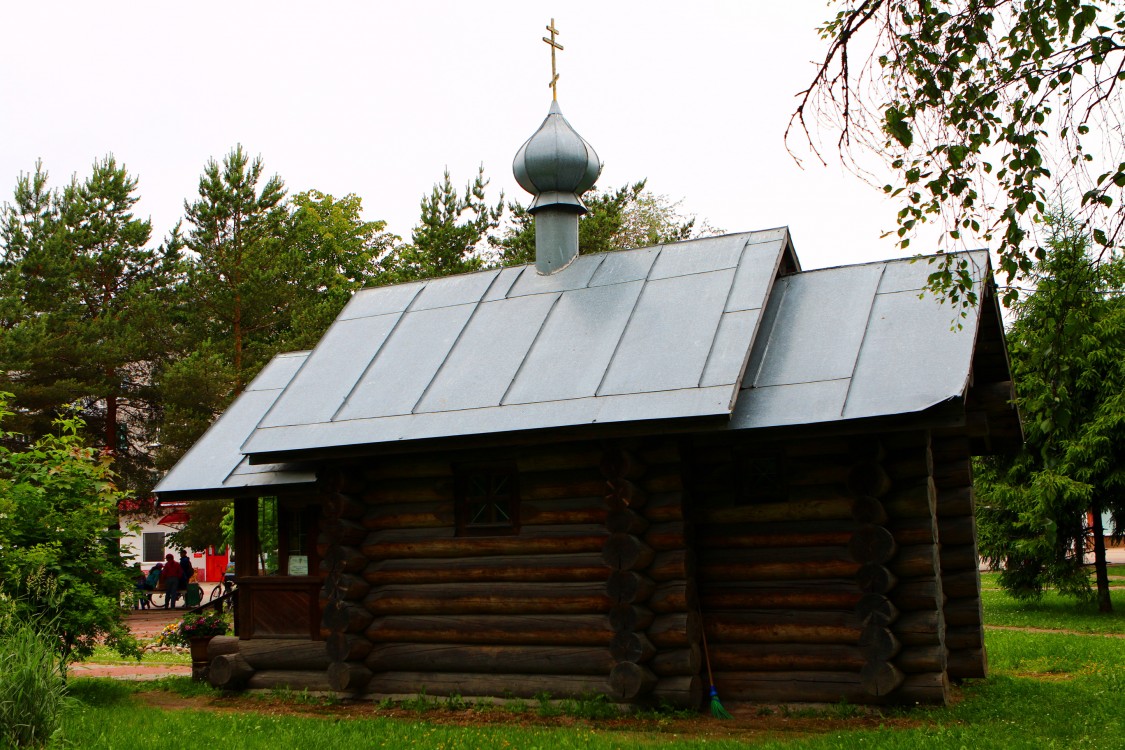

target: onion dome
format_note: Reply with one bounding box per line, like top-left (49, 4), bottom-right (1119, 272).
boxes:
top-left (513, 100), bottom-right (601, 214)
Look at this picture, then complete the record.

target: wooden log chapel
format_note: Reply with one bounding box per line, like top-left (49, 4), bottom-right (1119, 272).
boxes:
top-left (155, 71), bottom-right (1020, 709)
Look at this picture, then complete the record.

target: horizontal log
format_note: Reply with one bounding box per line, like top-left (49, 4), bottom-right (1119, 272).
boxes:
top-left (701, 558), bottom-right (861, 582)
top-left (650, 580), bottom-right (697, 614)
top-left (521, 469), bottom-right (608, 502)
top-left (713, 670), bottom-right (949, 705)
top-left (947, 647), bottom-right (987, 680)
top-left (856, 594), bottom-right (899, 627)
top-left (230, 639), bottom-right (331, 671)
top-left (364, 456), bottom-right (452, 481)
top-left (207, 636), bottom-right (240, 659)
top-left (649, 550), bottom-right (696, 582)
top-left (858, 624), bottom-right (901, 661)
top-left (706, 610), bottom-right (862, 645)
top-left (896, 645), bottom-right (947, 674)
top-left (894, 611), bottom-right (945, 647)
top-left (942, 570), bottom-right (981, 600)
top-left (363, 501), bottom-right (454, 531)
top-left (930, 436), bottom-right (970, 463)
top-left (935, 485), bottom-right (974, 516)
top-left (362, 530), bottom-right (608, 560)
top-left (601, 447), bottom-right (646, 481)
top-left (324, 492), bottom-right (367, 521)
top-left (326, 633), bottom-right (372, 662)
top-left (847, 461), bottom-right (892, 498)
top-left (611, 631), bottom-right (656, 663)
top-left (651, 675), bottom-right (702, 709)
top-left (363, 582), bottom-right (611, 616)
top-left (523, 498), bottom-right (608, 526)
top-left (364, 643), bottom-right (614, 676)
top-left (516, 445), bottom-right (603, 473)
top-left (893, 578), bottom-right (946, 611)
top-left (643, 492), bottom-right (684, 523)
top-left (610, 604), bottom-right (654, 633)
top-left (602, 534), bottom-right (655, 571)
top-left (366, 614), bottom-right (614, 646)
top-left (209, 653), bottom-right (253, 689)
top-left (330, 573), bottom-right (370, 602)
top-left (940, 544), bottom-right (980, 573)
top-left (323, 601), bottom-right (374, 634)
top-left (855, 564), bottom-right (897, 594)
top-left (328, 661), bottom-right (372, 692)
top-left (883, 449), bottom-right (933, 483)
top-left (644, 469), bottom-right (683, 494)
top-left (852, 496), bottom-right (888, 525)
top-left (697, 520), bottom-right (855, 550)
top-left (364, 553), bottom-right (610, 585)
top-left (883, 479), bottom-right (936, 520)
top-left (936, 515), bottom-right (977, 546)
top-left (933, 460), bottom-right (972, 490)
top-left (606, 507), bottom-right (649, 535)
top-left (698, 498), bottom-right (853, 525)
top-left (783, 457), bottom-right (851, 486)
top-left (945, 625), bottom-right (984, 651)
top-left (246, 670), bottom-right (334, 692)
top-left (324, 545), bottom-right (367, 575)
top-left (650, 612), bottom-right (701, 649)
top-left (887, 516), bottom-right (939, 547)
top-left (861, 660), bottom-right (905, 696)
top-left (607, 571), bottom-right (655, 605)
top-left (609, 662), bottom-right (657, 700)
top-left (364, 478), bottom-right (454, 504)
top-left (651, 646), bottom-right (701, 677)
top-left (645, 522), bottom-right (689, 552)
top-left (849, 525), bottom-right (897, 565)
top-left (701, 581), bottom-right (862, 611)
top-left (606, 479), bottom-right (647, 509)
top-left (711, 643), bottom-right (865, 672)
top-left (889, 544), bottom-right (940, 580)
top-left (943, 596), bottom-right (983, 628)
top-left (363, 672), bottom-right (609, 700)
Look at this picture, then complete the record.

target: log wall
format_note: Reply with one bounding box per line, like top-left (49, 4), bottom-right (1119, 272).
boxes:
top-left (313, 439), bottom-right (700, 707)
top-left (690, 430), bottom-right (973, 706)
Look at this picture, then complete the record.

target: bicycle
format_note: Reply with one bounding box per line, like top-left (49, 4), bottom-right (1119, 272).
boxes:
top-left (208, 575), bottom-right (236, 604)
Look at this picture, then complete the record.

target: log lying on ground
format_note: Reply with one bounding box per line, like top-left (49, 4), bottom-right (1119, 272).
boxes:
top-left (711, 643), bottom-right (865, 672)
top-left (365, 553), bottom-right (610, 585)
top-left (364, 672), bottom-right (610, 700)
top-left (246, 670), bottom-right (334, 692)
top-left (210, 653), bottom-right (253, 689)
top-left (366, 614), bottom-right (615, 645)
top-left (363, 581), bottom-right (611, 616)
top-left (207, 636), bottom-right (241, 659)
top-left (224, 639), bottom-right (331, 671)
top-left (364, 643), bottom-right (615, 675)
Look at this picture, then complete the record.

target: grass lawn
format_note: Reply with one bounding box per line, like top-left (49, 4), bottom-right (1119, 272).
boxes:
top-left (56, 581), bottom-right (1125, 749)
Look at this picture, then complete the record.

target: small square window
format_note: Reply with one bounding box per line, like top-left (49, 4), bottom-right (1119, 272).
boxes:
top-left (456, 465), bottom-right (519, 536)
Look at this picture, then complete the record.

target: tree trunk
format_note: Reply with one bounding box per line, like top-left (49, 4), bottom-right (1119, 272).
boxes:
top-left (1092, 503), bottom-right (1113, 613)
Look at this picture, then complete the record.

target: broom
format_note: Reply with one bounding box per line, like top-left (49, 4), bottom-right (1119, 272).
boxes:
top-left (701, 620), bottom-right (732, 719)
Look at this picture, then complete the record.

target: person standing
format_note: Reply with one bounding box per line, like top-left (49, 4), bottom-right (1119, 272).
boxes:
top-left (178, 550), bottom-right (195, 589)
top-left (159, 554), bottom-right (183, 609)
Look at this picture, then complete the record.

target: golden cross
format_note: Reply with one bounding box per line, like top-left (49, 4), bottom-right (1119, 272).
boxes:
top-left (542, 18), bottom-right (563, 100)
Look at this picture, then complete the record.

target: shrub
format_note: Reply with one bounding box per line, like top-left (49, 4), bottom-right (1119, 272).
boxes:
top-left (178, 611), bottom-right (229, 640)
top-left (0, 617), bottom-right (71, 748)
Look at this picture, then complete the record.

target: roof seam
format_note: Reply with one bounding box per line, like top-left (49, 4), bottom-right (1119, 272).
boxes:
top-left (838, 264), bottom-right (888, 418)
top-left (499, 292), bottom-right (565, 405)
top-left (330, 283), bottom-right (426, 423)
top-left (594, 244), bottom-right (665, 396)
top-left (696, 237), bottom-right (752, 388)
top-left (411, 291), bottom-right (494, 415)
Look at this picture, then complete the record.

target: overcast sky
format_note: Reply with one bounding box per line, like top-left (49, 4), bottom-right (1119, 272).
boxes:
top-left (0, 1), bottom-right (964, 270)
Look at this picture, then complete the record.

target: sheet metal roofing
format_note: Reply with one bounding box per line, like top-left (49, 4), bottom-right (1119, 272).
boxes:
top-left (153, 351), bottom-right (316, 499)
top-left (730, 249), bottom-right (990, 430)
top-left (241, 230), bottom-right (792, 458)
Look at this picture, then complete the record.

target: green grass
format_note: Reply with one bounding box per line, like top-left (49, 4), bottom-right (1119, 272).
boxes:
top-left (80, 645), bottom-right (191, 665)
top-left (52, 584), bottom-right (1125, 749)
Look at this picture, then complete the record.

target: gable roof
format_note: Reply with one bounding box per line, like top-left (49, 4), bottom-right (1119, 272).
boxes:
top-left (240, 230), bottom-right (794, 460)
top-left (153, 351), bottom-right (316, 501)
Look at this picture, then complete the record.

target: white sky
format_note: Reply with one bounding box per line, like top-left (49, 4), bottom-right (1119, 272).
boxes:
top-left (0, 1), bottom-right (964, 270)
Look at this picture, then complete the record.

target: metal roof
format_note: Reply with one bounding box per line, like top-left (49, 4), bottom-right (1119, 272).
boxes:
top-left (241, 230), bottom-right (793, 459)
top-left (153, 351), bottom-right (317, 500)
top-left (730, 251), bottom-right (991, 430)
